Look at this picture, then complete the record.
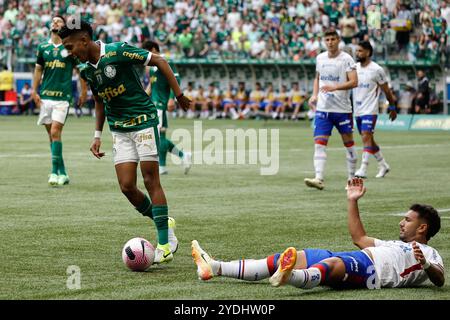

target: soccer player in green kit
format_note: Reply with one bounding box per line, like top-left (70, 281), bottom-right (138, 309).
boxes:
top-left (32, 15), bottom-right (87, 186)
top-left (58, 20), bottom-right (192, 264)
top-left (142, 40), bottom-right (192, 175)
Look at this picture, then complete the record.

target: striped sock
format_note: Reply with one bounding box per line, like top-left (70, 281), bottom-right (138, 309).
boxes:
top-left (287, 262), bottom-right (329, 289)
top-left (220, 258), bottom-right (273, 281)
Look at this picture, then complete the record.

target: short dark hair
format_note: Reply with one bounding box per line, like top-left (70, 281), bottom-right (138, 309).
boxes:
top-left (53, 15), bottom-right (66, 24)
top-left (142, 40), bottom-right (160, 52)
top-left (410, 204), bottom-right (441, 240)
top-left (324, 29), bottom-right (339, 38)
top-left (58, 19), bottom-right (93, 40)
top-left (358, 40), bottom-right (373, 57)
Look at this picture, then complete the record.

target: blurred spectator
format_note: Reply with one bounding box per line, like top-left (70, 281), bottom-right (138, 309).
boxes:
top-left (397, 82), bottom-right (415, 114)
top-left (19, 82), bottom-right (33, 115)
top-left (414, 70), bottom-right (431, 114)
top-left (3, 0), bottom-right (449, 70)
top-left (0, 63), bottom-right (14, 101)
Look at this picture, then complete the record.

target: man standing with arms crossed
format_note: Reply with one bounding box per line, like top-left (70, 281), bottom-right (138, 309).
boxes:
top-left (304, 30), bottom-right (358, 190)
top-left (32, 15), bottom-right (87, 186)
top-left (353, 41), bottom-right (397, 179)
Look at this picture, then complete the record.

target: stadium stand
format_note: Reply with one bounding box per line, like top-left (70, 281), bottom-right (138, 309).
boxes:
top-left (0, 0), bottom-right (448, 117)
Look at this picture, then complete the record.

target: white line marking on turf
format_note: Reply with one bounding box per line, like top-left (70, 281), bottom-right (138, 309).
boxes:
top-left (1, 143), bottom-right (449, 159)
top-left (290, 143), bottom-right (450, 152)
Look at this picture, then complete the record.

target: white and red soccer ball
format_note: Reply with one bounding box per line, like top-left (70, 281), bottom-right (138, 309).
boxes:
top-left (122, 237), bottom-right (155, 271)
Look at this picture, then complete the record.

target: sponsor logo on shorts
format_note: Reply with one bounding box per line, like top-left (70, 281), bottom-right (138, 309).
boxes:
top-left (338, 119), bottom-right (351, 126)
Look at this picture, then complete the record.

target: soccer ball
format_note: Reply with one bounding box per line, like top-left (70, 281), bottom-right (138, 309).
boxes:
top-left (122, 237), bottom-right (155, 271)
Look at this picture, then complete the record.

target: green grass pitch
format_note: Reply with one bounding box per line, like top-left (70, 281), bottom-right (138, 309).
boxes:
top-left (0, 116), bottom-right (449, 300)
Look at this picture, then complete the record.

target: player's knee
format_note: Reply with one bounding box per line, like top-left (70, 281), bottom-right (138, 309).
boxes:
top-left (361, 132), bottom-right (372, 144)
top-left (50, 128), bottom-right (62, 141)
top-left (119, 183), bottom-right (138, 198)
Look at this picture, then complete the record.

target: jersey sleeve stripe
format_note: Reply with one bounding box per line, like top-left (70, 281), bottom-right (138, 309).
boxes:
top-left (144, 52), bottom-right (152, 66)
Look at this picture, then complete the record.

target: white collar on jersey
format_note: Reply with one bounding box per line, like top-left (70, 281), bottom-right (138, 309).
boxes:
top-left (88, 40), bottom-right (105, 69)
top-left (48, 38), bottom-right (62, 47)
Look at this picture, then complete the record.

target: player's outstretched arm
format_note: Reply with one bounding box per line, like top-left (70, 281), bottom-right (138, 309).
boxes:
top-left (347, 178), bottom-right (375, 249)
top-left (149, 54), bottom-right (191, 111)
top-left (412, 241), bottom-right (445, 287)
top-left (90, 95), bottom-right (105, 159)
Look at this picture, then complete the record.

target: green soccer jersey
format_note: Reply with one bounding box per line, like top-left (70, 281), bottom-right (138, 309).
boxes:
top-left (150, 61), bottom-right (180, 111)
top-left (36, 41), bottom-right (77, 102)
top-left (80, 41), bottom-right (157, 132)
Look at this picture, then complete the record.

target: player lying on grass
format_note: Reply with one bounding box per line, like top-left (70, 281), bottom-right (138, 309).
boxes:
top-left (59, 20), bottom-right (192, 264)
top-left (192, 178), bottom-right (444, 289)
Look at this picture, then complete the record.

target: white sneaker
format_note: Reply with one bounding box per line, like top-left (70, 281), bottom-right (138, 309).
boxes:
top-left (354, 169), bottom-right (367, 179)
top-left (375, 163), bottom-right (390, 178)
top-left (159, 166), bottom-right (168, 175)
top-left (48, 173), bottom-right (58, 186)
top-left (182, 152), bottom-right (192, 174)
top-left (57, 174), bottom-right (70, 185)
top-left (168, 217), bottom-right (178, 254)
top-left (191, 240), bottom-right (214, 281)
top-left (269, 247), bottom-right (297, 287)
top-left (304, 178), bottom-right (325, 190)
top-left (153, 243), bottom-right (173, 264)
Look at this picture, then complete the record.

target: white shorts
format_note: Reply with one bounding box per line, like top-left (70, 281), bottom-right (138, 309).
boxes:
top-left (37, 99), bottom-right (70, 125)
top-left (112, 127), bottom-right (159, 165)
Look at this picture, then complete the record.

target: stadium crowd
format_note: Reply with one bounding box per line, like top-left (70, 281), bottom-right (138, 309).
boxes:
top-left (0, 0), bottom-right (446, 116)
top-left (1, 0), bottom-right (450, 70)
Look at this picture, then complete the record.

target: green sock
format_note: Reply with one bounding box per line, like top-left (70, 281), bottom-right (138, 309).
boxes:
top-left (51, 141), bottom-right (62, 174)
top-left (159, 135), bottom-right (169, 167)
top-left (58, 142), bottom-right (67, 175)
top-left (135, 195), bottom-right (153, 219)
top-left (168, 140), bottom-right (184, 158)
top-left (152, 205), bottom-right (169, 245)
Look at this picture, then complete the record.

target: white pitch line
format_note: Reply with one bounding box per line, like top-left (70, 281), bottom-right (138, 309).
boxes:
top-left (1, 143), bottom-right (449, 159)
top-left (290, 143), bottom-right (450, 152)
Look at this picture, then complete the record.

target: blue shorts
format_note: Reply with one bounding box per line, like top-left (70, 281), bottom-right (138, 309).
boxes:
top-left (356, 115), bottom-right (378, 134)
top-left (260, 101), bottom-right (269, 109)
top-left (221, 99), bottom-right (234, 107)
top-left (314, 111), bottom-right (353, 137)
top-left (304, 248), bottom-right (375, 289)
top-left (273, 101), bottom-right (283, 108)
top-left (234, 99), bottom-right (244, 107)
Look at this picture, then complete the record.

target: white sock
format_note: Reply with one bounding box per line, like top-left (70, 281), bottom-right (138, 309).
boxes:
top-left (242, 108), bottom-right (250, 116)
top-left (345, 145), bottom-right (357, 179)
top-left (219, 259), bottom-right (271, 281)
top-left (314, 144), bottom-right (327, 180)
top-left (373, 150), bottom-right (387, 166)
top-left (360, 151), bottom-right (370, 172)
top-left (230, 108), bottom-right (238, 117)
top-left (287, 267), bottom-right (322, 289)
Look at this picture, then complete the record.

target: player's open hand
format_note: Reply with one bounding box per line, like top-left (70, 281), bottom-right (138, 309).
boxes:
top-left (78, 93), bottom-right (87, 107)
top-left (90, 138), bottom-right (105, 159)
top-left (176, 94), bottom-right (192, 111)
top-left (346, 178), bottom-right (367, 201)
top-left (32, 92), bottom-right (41, 108)
top-left (308, 96), bottom-right (317, 110)
top-left (412, 241), bottom-right (426, 265)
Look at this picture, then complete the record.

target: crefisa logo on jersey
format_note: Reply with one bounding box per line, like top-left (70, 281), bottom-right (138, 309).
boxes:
top-left (104, 65), bottom-right (116, 78)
